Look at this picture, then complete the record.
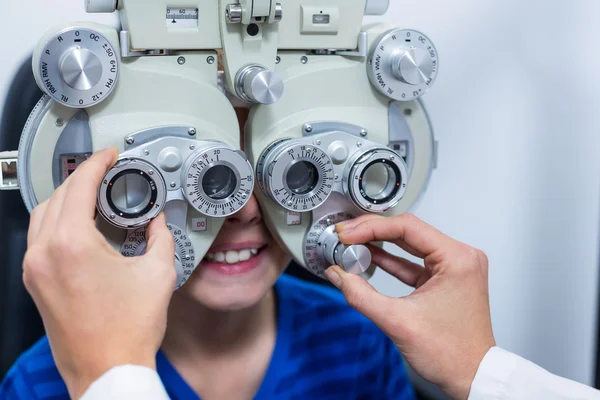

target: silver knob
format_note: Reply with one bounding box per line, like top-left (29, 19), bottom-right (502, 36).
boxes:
top-left (60, 48), bottom-right (103, 91)
top-left (321, 226), bottom-right (372, 275)
top-left (236, 65), bottom-right (284, 105)
top-left (392, 48), bottom-right (434, 86)
top-left (84, 0), bottom-right (117, 13)
top-left (274, 3), bottom-right (283, 21)
top-left (334, 244), bottom-right (372, 275)
top-left (226, 3), bottom-right (243, 23)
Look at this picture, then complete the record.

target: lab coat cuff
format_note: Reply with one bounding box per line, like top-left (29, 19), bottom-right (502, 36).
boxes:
top-left (468, 346), bottom-right (518, 400)
top-left (81, 365), bottom-right (170, 400)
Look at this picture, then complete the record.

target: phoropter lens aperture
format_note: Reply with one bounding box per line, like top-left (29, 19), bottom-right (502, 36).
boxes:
top-left (202, 164), bottom-right (237, 200)
top-left (286, 160), bottom-right (319, 195)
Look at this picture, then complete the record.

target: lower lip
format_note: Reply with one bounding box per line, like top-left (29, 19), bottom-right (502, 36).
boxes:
top-left (200, 248), bottom-right (267, 276)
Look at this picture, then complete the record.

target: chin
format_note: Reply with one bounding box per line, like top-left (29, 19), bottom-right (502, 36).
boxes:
top-left (176, 244), bottom-right (289, 311)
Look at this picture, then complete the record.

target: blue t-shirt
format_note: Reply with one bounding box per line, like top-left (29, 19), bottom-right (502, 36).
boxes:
top-left (1, 274), bottom-right (415, 399)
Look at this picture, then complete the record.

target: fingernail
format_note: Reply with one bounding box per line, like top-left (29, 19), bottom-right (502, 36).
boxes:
top-left (325, 266), bottom-right (344, 288)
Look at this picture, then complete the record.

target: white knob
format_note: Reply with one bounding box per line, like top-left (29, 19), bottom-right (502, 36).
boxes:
top-left (84, 0), bottom-right (117, 13)
top-left (364, 0), bottom-right (390, 15)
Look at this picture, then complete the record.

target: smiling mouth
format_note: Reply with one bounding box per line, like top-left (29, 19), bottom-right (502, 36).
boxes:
top-left (203, 245), bottom-right (267, 265)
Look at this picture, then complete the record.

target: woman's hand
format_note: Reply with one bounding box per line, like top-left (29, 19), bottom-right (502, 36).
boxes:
top-left (325, 214), bottom-right (495, 400)
top-left (22, 148), bottom-right (177, 398)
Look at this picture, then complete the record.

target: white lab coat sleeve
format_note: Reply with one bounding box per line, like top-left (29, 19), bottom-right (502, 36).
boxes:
top-left (468, 346), bottom-right (600, 400)
top-left (80, 365), bottom-right (170, 400)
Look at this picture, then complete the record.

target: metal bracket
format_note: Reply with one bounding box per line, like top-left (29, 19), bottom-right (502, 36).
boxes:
top-left (336, 32), bottom-right (368, 58)
top-left (0, 151), bottom-right (19, 190)
top-left (302, 121), bottom-right (369, 139)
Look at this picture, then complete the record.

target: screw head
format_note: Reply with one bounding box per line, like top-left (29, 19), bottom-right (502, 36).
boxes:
top-left (189, 145), bottom-right (196, 150)
top-left (304, 124), bottom-right (313, 133)
top-left (110, 214), bottom-right (116, 219)
top-left (170, 182), bottom-right (177, 188)
top-left (143, 150), bottom-right (150, 156)
top-left (287, 201), bottom-right (293, 206)
top-left (360, 129), bottom-right (368, 137)
top-left (357, 142), bottom-right (363, 148)
top-left (188, 128), bottom-right (197, 136)
top-left (390, 156), bottom-right (396, 161)
top-left (334, 174), bottom-right (339, 180)
top-left (207, 56), bottom-right (215, 64)
top-left (367, 205), bottom-right (372, 209)
top-left (126, 137), bottom-right (135, 145)
top-left (276, 56), bottom-right (281, 64)
top-left (55, 118), bottom-right (64, 127)
top-left (177, 56), bottom-right (186, 65)
top-left (404, 108), bottom-right (413, 116)
top-left (315, 140), bottom-right (322, 145)
top-left (148, 170), bottom-right (154, 175)
top-left (301, 56), bottom-right (308, 64)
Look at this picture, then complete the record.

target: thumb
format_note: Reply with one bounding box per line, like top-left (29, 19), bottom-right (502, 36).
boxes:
top-left (325, 266), bottom-right (399, 333)
top-left (144, 213), bottom-right (175, 263)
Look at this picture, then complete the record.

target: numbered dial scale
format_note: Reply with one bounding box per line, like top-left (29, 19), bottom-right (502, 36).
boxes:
top-left (368, 29), bottom-right (438, 102)
top-left (121, 224), bottom-right (196, 289)
top-left (183, 146), bottom-right (254, 217)
top-left (37, 27), bottom-right (119, 108)
top-left (257, 139), bottom-right (335, 212)
top-left (304, 211), bottom-right (356, 277)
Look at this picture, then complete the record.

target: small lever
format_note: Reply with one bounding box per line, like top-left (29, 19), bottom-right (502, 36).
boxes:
top-left (0, 151), bottom-right (19, 191)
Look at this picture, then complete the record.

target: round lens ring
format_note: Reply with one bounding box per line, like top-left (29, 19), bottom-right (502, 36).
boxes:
top-left (201, 164), bottom-right (237, 200)
top-left (286, 161), bottom-right (319, 195)
top-left (362, 162), bottom-right (397, 201)
top-left (98, 158), bottom-right (167, 229)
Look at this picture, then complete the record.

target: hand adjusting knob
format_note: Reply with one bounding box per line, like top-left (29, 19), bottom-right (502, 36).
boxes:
top-left (320, 225), bottom-right (372, 275)
top-left (333, 244), bottom-right (372, 275)
top-left (392, 48), bottom-right (434, 86)
top-left (235, 64), bottom-right (284, 105)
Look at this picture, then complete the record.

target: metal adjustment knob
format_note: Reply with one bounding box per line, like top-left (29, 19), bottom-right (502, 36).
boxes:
top-left (274, 3), bottom-right (283, 21)
top-left (392, 48), bottom-right (434, 86)
top-left (320, 225), bottom-right (372, 275)
top-left (226, 3), bottom-right (243, 23)
top-left (236, 64), bottom-right (284, 105)
top-left (84, 0), bottom-right (117, 13)
top-left (367, 28), bottom-right (438, 101)
top-left (334, 244), bottom-right (372, 275)
top-left (60, 48), bottom-right (104, 91)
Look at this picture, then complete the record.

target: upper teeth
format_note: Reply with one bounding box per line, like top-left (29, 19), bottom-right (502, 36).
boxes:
top-left (205, 248), bottom-right (259, 264)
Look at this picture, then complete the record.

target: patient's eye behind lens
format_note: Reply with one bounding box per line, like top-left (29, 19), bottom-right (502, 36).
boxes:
top-left (286, 161), bottom-right (318, 195)
top-left (202, 165), bottom-right (237, 200)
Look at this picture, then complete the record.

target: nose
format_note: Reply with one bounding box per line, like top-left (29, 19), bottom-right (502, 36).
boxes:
top-left (224, 194), bottom-right (262, 226)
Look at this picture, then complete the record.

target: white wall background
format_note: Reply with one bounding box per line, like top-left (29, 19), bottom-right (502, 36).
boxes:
top-left (1, 0), bottom-right (600, 394)
top-left (367, 0), bottom-right (600, 390)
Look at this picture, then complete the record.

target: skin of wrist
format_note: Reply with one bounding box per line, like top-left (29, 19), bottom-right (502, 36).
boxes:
top-left (64, 355), bottom-right (157, 399)
top-left (444, 341), bottom-right (495, 400)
